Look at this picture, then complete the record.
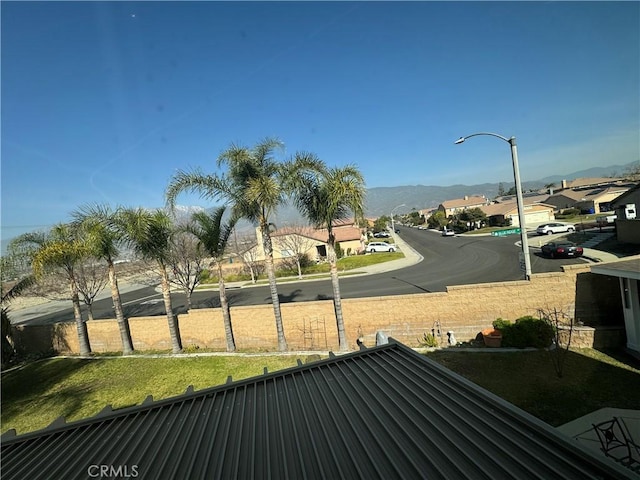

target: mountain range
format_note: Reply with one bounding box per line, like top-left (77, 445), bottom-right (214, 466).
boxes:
top-left (362, 161), bottom-right (638, 217)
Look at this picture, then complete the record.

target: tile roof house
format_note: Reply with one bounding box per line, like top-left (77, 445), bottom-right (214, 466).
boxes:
top-left (480, 201), bottom-right (555, 228)
top-left (2, 341), bottom-right (635, 480)
top-left (574, 186), bottom-right (631, 214)
top-left (557, 177), bottom-right (626, 190)
top-left (438, 195), bottom-right (490, 217)
top-left (255, 221), bottom-right (365, 262)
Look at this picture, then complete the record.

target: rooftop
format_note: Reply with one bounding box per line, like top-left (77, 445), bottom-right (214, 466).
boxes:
top-left (2, 341), bottom-right (634, 480)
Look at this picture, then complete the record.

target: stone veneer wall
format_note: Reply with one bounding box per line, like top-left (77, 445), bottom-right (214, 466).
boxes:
top-left (12, 264), bottom-right (625, 355)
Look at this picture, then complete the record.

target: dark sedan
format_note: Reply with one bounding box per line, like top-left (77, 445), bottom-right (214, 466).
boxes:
top-left (541, 242), bottom-right (584, 258)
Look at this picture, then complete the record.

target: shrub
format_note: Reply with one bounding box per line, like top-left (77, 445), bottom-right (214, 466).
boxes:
top-left (417, 333), bottom-right (439, 348)
top-left (556, 208), bottom-right (580, 219)
top-left (492, 316), bottom-right (553, 348)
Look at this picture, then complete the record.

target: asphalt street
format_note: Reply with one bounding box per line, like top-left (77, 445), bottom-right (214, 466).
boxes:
top-left (13, 228), bottom-right (589, 326)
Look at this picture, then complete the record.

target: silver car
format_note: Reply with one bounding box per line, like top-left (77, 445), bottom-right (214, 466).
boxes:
top-left (536, 223), bottom-right (576, 235)
top-left (366, 242), bottom-right (396, 253)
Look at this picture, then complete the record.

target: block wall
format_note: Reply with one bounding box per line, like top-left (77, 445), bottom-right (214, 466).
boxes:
top-left (12, 265), bottom-right (625, 354)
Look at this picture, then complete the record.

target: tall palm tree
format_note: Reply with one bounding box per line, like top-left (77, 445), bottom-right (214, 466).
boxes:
top-left (10, 225), bottom-right (93, 355)
top-left (291, 160), bottom-right (366, 352)
top-left (184, 207), bottom-right (238, 352)
top-left (115, 207), bottom-right (182, 353)
top-left (166, 137), bottom-right (324, 352)
top-left (72, 204), bottom-right (134, 354)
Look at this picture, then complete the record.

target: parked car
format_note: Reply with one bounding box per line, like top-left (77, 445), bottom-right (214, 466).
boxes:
top-left (417, 226), bottom-right (426, 230)
top-left (441, 229), bottom-right (455, 237)
top-left (536, 223), bottom-right (576, 235)
top-left (366, 242), bottom-right (396, 253)
top-left (373, 231), bottom-right (390, 238)
top-left (541, 242), bottom-right (583, 258)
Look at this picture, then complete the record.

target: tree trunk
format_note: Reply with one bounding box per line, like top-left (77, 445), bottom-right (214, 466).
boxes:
top-left (185, 288), bottom-right (192, 311)
top-left (160, 265), bottom-right (182, 353)
top-left (261, 222), bottom-right (287, 351)
top-left (108, 259), bottom-right (134, 355)
top-left (86, 304), bottom-right (95, 322)
top-left (71, 280), bottom-right (91, 356)
top-left (217, 263), bottom-right (236, 352)
top-left (296, 257), bottom-right (303, 280)
top-left (327, 237), bottom-right (348, 352)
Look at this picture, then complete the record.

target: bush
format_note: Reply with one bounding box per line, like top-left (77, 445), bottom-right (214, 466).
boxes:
top-left (417, 333), bottom-right (439, 348)
top-left (556, 208), bottom-right (580, 219)
top-left (492, 316), bottom-right (553, 348)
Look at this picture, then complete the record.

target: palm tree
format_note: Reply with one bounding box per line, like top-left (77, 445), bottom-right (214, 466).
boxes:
top-left (166, 137), bottom-right (324, 352)
top-left (115, 207), bottom-right (182, 353)
top-left (291, 160), bottom-right (366, 352)
top-left (10, 225), bottom-right (93, 355)
top-left (184, 207), bottom-right (238, 352)
top-left (1, 275), bottom-right (35, 365)
top-left (72, 204), bottom-right (134, 354)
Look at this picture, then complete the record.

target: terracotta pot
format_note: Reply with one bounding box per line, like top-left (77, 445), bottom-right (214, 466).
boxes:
top-left (482, 328), bottom-right (503, 348)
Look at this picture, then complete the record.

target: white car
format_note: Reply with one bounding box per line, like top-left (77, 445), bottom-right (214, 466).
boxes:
top-left (441, 229), bottom-right (455, 237)
top-left (366, 242), bottom-right (396, 253)
top-left (536, 223), bottom-right (576, 235)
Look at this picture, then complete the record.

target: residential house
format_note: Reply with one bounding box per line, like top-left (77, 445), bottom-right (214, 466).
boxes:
top-left (573, 186), bottom-right (631, 214)
top-left (2, 340), bottom-right (634, 480)
top-left (438, 195), bottom-right (490, 217)
top-left (592, 256), bottom-right (640, 357)
top-left (544, 189), bottom-right (590, 212)
top-left (480, 201), bottom-right (555, 228)
top-left (255, 220), bottom-right (365, 262)
top-left (610, 183), bottom-right (640, 244)
top-left (556, 177), bottom-right (626, 191)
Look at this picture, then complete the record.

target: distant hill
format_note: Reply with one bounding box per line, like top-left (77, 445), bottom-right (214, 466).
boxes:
top-left (363, 161), bottom-right (637, 217)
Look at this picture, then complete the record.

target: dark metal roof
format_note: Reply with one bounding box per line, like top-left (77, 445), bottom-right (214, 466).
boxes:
top-left (592, 257), bottom-right (640, 281)
top-left (2, 341), bottom-right (635, 479)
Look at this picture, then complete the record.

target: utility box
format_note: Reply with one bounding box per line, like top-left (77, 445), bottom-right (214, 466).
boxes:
top-left (624, 203), bottom-right (636, 220)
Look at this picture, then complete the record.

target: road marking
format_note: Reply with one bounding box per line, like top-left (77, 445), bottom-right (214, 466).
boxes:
top-left (121, 294), bottom-right (162, 306)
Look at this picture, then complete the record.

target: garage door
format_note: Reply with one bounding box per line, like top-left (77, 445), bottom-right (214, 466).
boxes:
top-left (508, 210), bottom-right (553, 227)
top-left (526, 211), bottom-right (554, 226)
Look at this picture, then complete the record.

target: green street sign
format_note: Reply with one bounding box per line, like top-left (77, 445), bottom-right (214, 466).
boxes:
top-left (491, 228), bottom-right (522, 237)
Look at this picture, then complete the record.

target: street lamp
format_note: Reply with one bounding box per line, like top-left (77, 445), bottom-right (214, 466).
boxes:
top-left (391, 203), bottom-right (406, 235)
top-left (454, 132), bottom-right (532, 280)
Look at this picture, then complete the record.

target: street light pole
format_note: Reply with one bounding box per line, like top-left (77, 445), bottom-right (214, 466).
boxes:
top-left (454, 133), bottom-right (532, 280)
top-left (391, 203), bottom-right (406, 235)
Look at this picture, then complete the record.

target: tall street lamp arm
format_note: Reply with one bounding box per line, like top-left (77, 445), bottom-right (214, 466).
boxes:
top-left (454, 132), bottom-right (532, 281)
top-left (455, 132), bottom-right (512, 144)
top-left (390, 203), bottom-right (406, 235)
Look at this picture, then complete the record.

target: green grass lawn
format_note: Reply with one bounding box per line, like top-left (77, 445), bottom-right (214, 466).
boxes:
top-left (424, 348), bottom-right (640, 426)
top-left (1, 355), bottom-right (304, 436)
top-left (2, 348), bottom-right (638, 436)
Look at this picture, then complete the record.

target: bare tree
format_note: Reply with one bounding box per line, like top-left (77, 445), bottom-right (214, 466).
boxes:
top-left (229, 230), bottom-right (262, 284)
top-left (166, 231), bottom-right (206, 310)
top-left (275, 225), bottom-right (317, 279)
top-left (75, 261), bottom-right (109, 322)
top-left (538, 306), bottom-right (574, 378)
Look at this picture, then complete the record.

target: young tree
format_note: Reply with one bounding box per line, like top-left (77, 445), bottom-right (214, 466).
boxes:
top-left (292, 159), bottom-right (366, 352)
top-left (229, 231), bottom-right (262, 283)
top-left (75, 261), bottom-right (108, 322)
top-left (185, 207), bottom-right (238, 352)
top-left (73, 204), bottom-right (134, 354)
top-left (166, 230), bottom-right (206, 311)
top-left (10, 225), bottom-right (92, 355)
top-left (116, 208), bottom-right (182, 353)
top-left (166, 137), bottom-right (324, 351)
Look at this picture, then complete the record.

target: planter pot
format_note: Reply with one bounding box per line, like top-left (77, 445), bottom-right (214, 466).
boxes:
top-left (482, 328), bottom-right (503, 348)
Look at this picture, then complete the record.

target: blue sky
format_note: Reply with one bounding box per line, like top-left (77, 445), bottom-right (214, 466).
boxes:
top-left (2, 1), bottom-right (639, 245)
